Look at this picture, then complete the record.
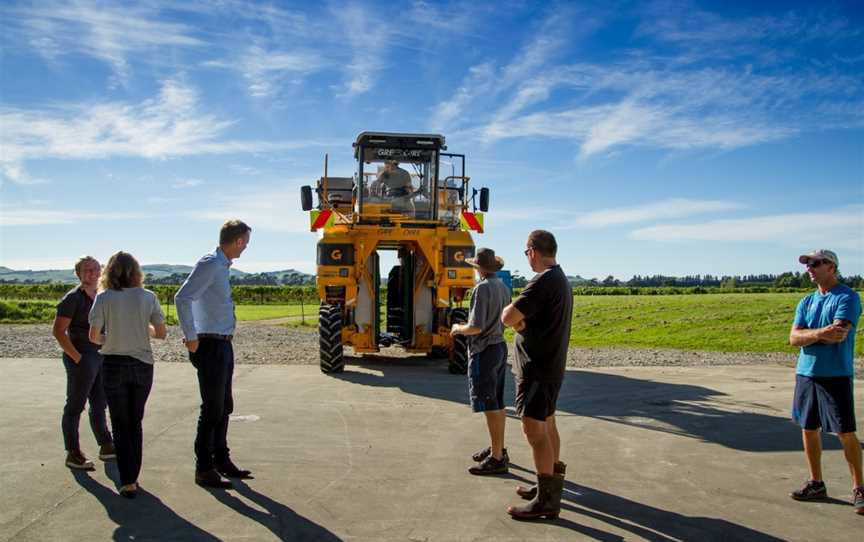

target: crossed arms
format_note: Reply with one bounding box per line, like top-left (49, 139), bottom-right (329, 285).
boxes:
top-left (789, 320), bottom-right (852, 347)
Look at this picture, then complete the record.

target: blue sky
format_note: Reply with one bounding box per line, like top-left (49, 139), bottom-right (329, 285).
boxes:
top-left (1, 0), bottom-right (862, 279)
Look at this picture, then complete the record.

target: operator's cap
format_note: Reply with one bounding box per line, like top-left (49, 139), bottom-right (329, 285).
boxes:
top-left (798, 249), bottom-right (838, 266)
top-left (465, 247), bottom-right (504, 273)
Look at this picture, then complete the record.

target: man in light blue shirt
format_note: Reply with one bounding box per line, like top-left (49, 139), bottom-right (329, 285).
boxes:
top-left (787, 249), bottom-right (863, 514)
top-left (176, 219), bottom-right (252, 489)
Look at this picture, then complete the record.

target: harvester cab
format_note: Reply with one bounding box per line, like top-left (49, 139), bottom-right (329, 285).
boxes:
top-left (300, 132), bottom-right (490, 374)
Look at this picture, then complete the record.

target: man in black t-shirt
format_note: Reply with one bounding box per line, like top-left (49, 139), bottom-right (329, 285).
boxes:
top-left (501, 230), bottom-right (571, 520)
top-left (52, 256), bottom-right (114, 470)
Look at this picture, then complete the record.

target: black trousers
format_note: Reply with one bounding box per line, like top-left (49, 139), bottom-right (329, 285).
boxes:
top-left (103, 356), bottom-right (153, 486)
top-left (62, 351), bottom-right (112, 451)
top-left (190, 338), bottom-right (234, 472)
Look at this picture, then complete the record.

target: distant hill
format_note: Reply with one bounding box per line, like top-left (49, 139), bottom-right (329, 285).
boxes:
top-left (0, 265), bottom-right (314, 285)
top-left (567, 275), bottom-right (591, 286)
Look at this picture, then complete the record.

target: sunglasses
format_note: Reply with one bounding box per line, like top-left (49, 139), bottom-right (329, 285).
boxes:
top-left (805, 259), bottom-right (827, 268)
top-left (523, 246), bottom-right (534, 256)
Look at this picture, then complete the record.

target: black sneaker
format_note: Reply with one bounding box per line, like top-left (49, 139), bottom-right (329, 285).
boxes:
top-left (790, 480), bottom-right (827, 501)
top-left (468, 454), bottom-right (508, 475)
top-left (471, 446), bottom-right (509, 463)
top-left (853, 486), bottom-right (864, 515)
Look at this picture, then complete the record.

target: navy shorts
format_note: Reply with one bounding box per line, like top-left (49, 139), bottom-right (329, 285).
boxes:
top-left (515, 377), bottom-right (562, 422)
top-left (792, 375), bottom-right (856, 434)
top-left (468, 342), bottom-right (507, 413)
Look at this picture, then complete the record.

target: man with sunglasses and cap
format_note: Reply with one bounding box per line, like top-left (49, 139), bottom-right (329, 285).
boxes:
top-left (451, 248), bottom-right (512, 475)
top-left (501, 230), bottom-right (571, 520)
top-left (788, 249), bottom-right (863, 515)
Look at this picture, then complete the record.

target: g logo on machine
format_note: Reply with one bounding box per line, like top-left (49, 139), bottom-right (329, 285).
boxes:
top-left (445, 246), bottom-right (474, 268)
top-left (318, 243), bottom-right (354, 266)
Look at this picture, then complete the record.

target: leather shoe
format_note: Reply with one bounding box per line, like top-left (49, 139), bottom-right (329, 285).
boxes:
top-left (217, 460), bottom-right (253, 479)
top-left (195, 469), bottom-right (233, 489)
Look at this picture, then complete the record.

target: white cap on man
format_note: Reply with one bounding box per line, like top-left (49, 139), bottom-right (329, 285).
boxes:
top-left (798, 249), bottom-right (838, 266)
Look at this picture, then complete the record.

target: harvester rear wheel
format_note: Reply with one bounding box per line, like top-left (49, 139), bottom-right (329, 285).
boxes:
top-left (448, 308), bottom-right (469, 374)
top-left (319, 303), bottom-right (344, 374)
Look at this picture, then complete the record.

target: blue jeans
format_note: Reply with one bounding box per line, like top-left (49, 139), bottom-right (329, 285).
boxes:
top-left (190, 338), bottom-right (234, 472)
top-left (103, 356), bottom-right (153, 486)
top-left (62, 351), bottom-right (112, 451)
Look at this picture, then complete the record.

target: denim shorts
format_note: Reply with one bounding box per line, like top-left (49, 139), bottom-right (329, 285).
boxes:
top-left (468, 342), bottom-right (507, 413)
top-left (792, 374), bottom-right (856, 434)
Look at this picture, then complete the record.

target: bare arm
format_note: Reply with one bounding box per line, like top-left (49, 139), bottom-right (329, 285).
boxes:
top-left (451, 323), bottom-right (482, 337)
top-left (789, 320), bottom-right (849, 347)
top-left (88, 326), bottom-right (105, 346)
top-left (52, 316), bottom-right (81, 362)
top-left (502, 303), bottom-right (526, 332)
top-left (149, 323), bottom-right (168, 340)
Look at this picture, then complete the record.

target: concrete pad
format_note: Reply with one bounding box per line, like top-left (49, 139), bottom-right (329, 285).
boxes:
top-left (0, 357), bottom-right (861, 541)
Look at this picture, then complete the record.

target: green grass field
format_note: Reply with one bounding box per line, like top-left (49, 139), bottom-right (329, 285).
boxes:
top-left (2, 294), bottom-right (861, 355)
top-left (232, 304), bottom-right (313, 321)
top-left (568, 293), bottom-right (862, 355)
top-left (1, 301), bottom-right (311, 325)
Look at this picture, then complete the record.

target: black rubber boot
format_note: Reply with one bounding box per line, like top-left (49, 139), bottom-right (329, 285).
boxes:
top-left (507, 473), bottom-right (563, 520)
top-left (516, 461), bottom-right (566, 500)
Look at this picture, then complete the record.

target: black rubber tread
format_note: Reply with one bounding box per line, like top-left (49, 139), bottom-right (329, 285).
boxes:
top-left (448, 308), bottom-right (469, 374)
top-left (319, 303), bottom-right (345, 374)
top-left (427, 346), bottom-right (448, 359)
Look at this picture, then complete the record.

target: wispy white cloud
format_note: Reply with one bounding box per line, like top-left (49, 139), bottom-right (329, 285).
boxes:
top-left (440, 2), bottom-right (863, 158)
top-left (5, 1), bottom-right (204, 81)
top-left (0, 206), bottom-right (149, 226)
top-left (171, 178), bottom-right (204, 189)
top-left (637, 1), bottom-right (862, 62)
top-left (230, 164), bottom-right (262, 176)
top-left (187, 183), bottom-right (313, 233)
top-left (0, 80), bottom-right (335, 184)
top-left (576, 198), bottom-right (744, 228)
top-left (432, 8), bottom-right (574, 132)
top-left (630, 207), bottom-right (864, 250)
top-left (474, 60), bottom-right (858, 157)
top-left (432, 63), bottom-right (496, 130)
top-left (203, 44), bottom-right (326, 98)
top-left (330, 2), bottom-right (388, 98)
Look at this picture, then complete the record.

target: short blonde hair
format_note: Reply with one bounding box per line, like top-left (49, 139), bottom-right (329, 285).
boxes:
top-left (99, 251), bottom-right (143, 291)
top-left (74, 256), bottom-right (99, 278)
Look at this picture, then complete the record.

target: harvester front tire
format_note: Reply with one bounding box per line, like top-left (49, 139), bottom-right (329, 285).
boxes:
top-left (448, 309), bottom-right (469, 374)
top-left (319, 304), bottom-right (344, 374)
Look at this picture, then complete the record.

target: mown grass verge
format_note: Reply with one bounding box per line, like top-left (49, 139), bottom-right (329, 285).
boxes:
top-left (568, 293), bottom-right (862, 355)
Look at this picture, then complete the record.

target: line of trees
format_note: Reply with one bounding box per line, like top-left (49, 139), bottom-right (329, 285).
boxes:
top-left (556, 272), bottom-right (863, 289)
top-left (143, 272), bottom-right (315, 286)
top-left (4, 271), bottom-right (863, 290)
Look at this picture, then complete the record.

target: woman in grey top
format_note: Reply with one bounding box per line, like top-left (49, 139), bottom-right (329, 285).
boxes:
top-left (88, 252), bottom-right (167, 498)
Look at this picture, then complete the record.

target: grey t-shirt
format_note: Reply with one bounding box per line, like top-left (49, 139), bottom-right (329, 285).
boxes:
top-left (466, 277), bottom-right (511, 357)
top-left (89, 288), bottom-right (165, 364)
top-left (378, 167), bottom-right (412, 197)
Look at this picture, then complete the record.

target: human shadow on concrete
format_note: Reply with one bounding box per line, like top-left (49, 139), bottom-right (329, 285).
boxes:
top-left (338, 355), bottom-right (841, 453)
top-left (205, 480), bottom-right (342, 541)
top-left (72, 467), bottom-right (219, 541)
top-left (505, 465), bottom-right (787, 541)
